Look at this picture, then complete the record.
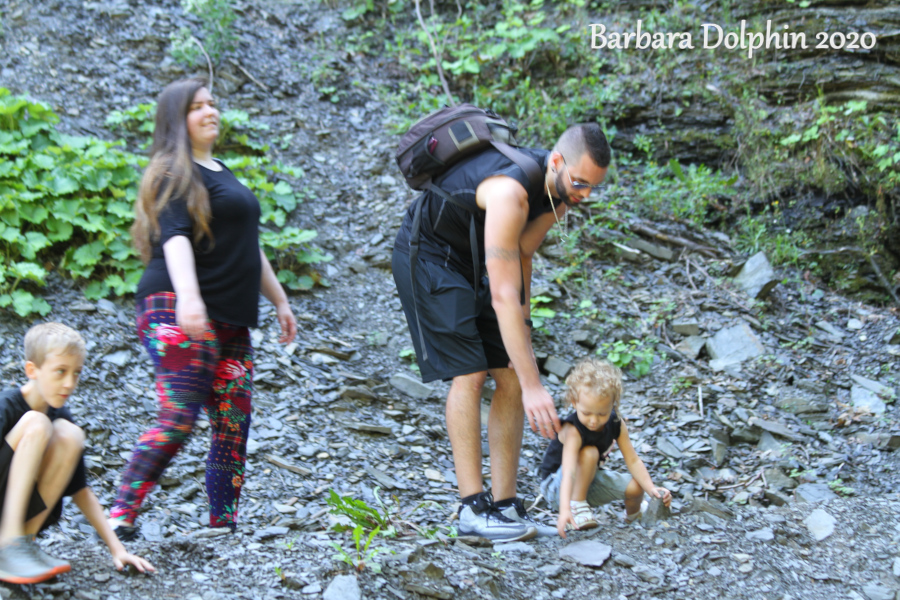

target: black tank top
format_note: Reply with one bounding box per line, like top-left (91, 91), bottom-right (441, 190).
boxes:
top-left (539, 410), bottom-right (621, 480)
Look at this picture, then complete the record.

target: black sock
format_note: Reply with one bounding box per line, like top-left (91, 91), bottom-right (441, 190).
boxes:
top-left (493, 496), bottom-right (517, 509)
top-left (460, 493), bottom-right (483, 507)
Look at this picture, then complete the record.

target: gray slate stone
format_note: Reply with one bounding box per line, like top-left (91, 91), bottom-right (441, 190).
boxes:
top-left (892, 556), bottom-right (900, 578)
top-left (709, 437), bottom-right (727, 466)
top-left (776, 396), bottom-right (828, 415)
top-left (757, 431), bottom-right (785, 456)
top-left (672, 319), bottom-right (700, 336)
top-left (763, 467), bottom-right (797, 490)
top-left (748, 417), bottom-right (802, 441)
top-left (572, 330), bottom-right (596, 348)
top-left (804, 508), bottom-right (836, 541)
top-left (851, 386), bottom-right (887, 415)
top-left (706, 322), bottom-right (764, 371)
top-left (745, 528), bottom-right (774, 542)
top-left (632, 564), bottom-right (665, 584)
top-left (732, 251), bottom-right (778, 299)
top-left (815, 320), bottom-right (846, 340)
top-left (850, 374), bottom-right (895, 398)
top-left (794, 483), bottom-right (838, 504)
top-left (323, 575), bottom-right (361, 600)
top-left (494, 541), bottom-right (535, 554)
top-left (558, 540), bottom-right (612, 567)
top-left (656, 436), bottom-right (683, 459)
top-left (627, 238), bottom-right (675, 261)
top-left (685, 496), bottom-right (734, 520)
top-left (390, 373), bottom-right (434, 399)
top-left (102, 350), bottom-right (131, 367)
top-left (862, 584), bottom-right (894, 600)
top-left (675, 335), bottom-right (706, 360)
top-left (641, 497), bottom-right (671, 527)
top-left (543, 356), bottom-right (574, 378)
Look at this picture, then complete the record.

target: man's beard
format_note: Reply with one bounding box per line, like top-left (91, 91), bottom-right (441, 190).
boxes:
top-left (554, 172), bottom-right (573, 207)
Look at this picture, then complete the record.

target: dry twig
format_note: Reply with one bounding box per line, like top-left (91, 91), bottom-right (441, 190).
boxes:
top-left (229, 58), bottom-right (269, 93)
top-left (191, 36), bottom-right (214, 93)
top-left (414, 0), bottom-right (455, 107)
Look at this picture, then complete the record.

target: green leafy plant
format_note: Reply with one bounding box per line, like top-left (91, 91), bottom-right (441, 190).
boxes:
top-left (398, 347), bottom-right (420, 375)
top-left (827, 478), bottom-right (855, 496)
top-left (330, 524), bottom-right (392, 573)
top-left (327, 487), bottom-right (443, 539)
top-left (599, 339), bottom-right (657, 378)
top-left (169, 0), bottom-right (237, 67)
top-left (530, 295), bottom-right (556, 329)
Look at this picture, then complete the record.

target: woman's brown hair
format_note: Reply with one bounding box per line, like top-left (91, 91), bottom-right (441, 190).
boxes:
top-left (131, 78), bottom-right (214, 263)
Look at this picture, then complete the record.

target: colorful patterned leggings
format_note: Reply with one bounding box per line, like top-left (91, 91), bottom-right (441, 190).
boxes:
top-left (110, 292), bottom-right (253, 529)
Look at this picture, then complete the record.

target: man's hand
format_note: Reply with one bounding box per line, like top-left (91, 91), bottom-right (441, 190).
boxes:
top-left (175, 293), bottom-right (208, 341)
top-left (522, 386), bottom-right (560, 439)
top-left (557, 508), bottom-right (575, 538)
top-left (112, 549), bottom-right (156, 573)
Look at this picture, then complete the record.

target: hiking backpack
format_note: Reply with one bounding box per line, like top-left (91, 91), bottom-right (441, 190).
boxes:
top-left (395, 104), bottom-right (544, 361)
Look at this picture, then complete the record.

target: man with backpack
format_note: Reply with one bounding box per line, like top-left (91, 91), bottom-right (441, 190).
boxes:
top-left (392, 110), bottom-right (611, 542)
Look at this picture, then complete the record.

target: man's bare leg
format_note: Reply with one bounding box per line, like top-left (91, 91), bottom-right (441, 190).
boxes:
top-left (446, 371), bottom-right (487, 498)
top-left (487, 367), bottom-right (523, 502)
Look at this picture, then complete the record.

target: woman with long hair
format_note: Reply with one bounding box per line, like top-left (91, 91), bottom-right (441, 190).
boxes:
top-left (109, 78), bottom-right (297, 538)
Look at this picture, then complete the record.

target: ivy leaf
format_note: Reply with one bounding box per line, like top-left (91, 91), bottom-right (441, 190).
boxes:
top-left (83, 280), bottom-right (109, 300)
top-left (11, 261), bottom-right (48, 283)
top-left (47, 174), bottom-right (79, 196)
top-left (72, 241), bottom-right (105, 267)
top-left (20, 232), bottom-right (51, 260)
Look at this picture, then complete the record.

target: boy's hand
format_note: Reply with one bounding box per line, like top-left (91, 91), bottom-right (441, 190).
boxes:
top-left (113, 550), bottom-right (156, 574)
top-left (557, 509), bottom-right (575, 539)
top-left (651, 486), bottom-right (672, 508)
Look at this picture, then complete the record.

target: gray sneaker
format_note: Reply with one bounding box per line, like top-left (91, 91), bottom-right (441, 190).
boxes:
top-left (499, 499), bottom-right (558, 537)
top-left (26, 535), bottom-right (70, 575)
top-left (458, 493), bottom-right (536, 543)
top-left (0, 536), bottom-right (58, 584)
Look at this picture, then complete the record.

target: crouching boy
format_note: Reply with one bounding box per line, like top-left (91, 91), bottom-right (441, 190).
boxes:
top-left (0, 322), bottom-right (154, 584)
top-left (538, 357), bottom-right (672, 537)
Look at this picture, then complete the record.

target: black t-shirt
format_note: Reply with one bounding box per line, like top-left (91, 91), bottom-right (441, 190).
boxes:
top-left (539, 409), bottom-right (621, 481)
top-left (135, 161), bottom-right (262, 327)
top-left (395, 147), bottom-right (553, 283)
top-left (0, 388), bottom-right (87, 497)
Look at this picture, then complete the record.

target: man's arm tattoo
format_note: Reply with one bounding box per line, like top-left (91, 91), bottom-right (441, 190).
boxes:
top-left (485, 246), bottom-right (520, 262)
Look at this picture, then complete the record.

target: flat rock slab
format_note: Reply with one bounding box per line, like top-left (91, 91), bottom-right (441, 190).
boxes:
top-left (748, 417), bottom-right (802, 441)
top-left (627, 238), bottom-right (675, 261)
top-left (862, 583), bottom-right (895, 600)
top-left (102, 350), bottom-right (131, 367)
top-left (324, 575), bottom-right (361, 600)
top-left (675, 335), bottom-right (706, 359)
top-left (851, 386), bottom-right (887, 415)
top-left (850, 374), bottom-right (895, 398)
top-left (776, 396), bottom-right (829, 415)
top-left (763, 467), bottom-right (797, 490)
top-left (794, 483), bottom-right (838, 504)
top-left (672, 319), bottom-right (700, 336)
top-left (685, 496), bottom-right (734, 520)
top-left (656, 436), bottom-right (683, 459)
top-left (632, 564), bottom-right (665, 584)
top-left (706, 322), bottom-right (764, 371)
top-left (559, 540), bottom-right (612, 567)
top-left (641, 496), bottom-right (671, 527)
top-left (390, 373), bottom-right (434, 399)
top-left (804, 508), bottom-right (836, 541)
top-left (494, 541), bottom-right (535, 554)
top-left (745, 528), bottom-right (774, 542)
top-left (757, 431), bottom-right (785, 456)
top-left (815, 320), bottom-right (846, 340)
top-left (543, 356), bottom-right (574, 378)
top-left (732, 251), bottom-right (778, 299)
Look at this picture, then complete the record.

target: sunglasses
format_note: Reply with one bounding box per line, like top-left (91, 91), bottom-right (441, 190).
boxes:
top-left (561, 156), bottom-right (603, 193)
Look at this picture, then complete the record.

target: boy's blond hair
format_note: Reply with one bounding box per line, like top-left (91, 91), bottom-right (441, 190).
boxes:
top-left (565, 357), bottom-right (623, 418)
top-left (24, 322), bottom-right (86, 367)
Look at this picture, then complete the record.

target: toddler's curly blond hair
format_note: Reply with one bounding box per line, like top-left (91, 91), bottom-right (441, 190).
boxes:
top-left (564, 357), bottom-right (624, 419)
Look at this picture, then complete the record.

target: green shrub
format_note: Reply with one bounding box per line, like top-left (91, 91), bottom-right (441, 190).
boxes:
top-left (169, 0), bottom-right (237, 67)
top-left (0, 88), bottom-right (327, 317)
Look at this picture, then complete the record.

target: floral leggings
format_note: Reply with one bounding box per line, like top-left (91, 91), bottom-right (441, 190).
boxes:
top-left (111, 292), bottom-right (253, 529)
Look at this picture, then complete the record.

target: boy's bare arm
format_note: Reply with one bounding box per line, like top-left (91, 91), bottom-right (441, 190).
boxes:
top-left (617, 422), bottom-right (672, 506)
top-left (556, 425), bottom-right (583, 538)
top-left (71, 488), bottom-right (156, 573)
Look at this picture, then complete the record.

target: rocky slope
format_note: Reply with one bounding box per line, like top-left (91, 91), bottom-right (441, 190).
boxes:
top-left (1, 1), bottom-right (899, 599)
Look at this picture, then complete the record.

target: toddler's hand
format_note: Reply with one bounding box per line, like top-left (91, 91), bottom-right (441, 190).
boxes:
top-left (557, 510), bottom-right (575, 539)
top-left (652, 486), bottom-right (672, 508)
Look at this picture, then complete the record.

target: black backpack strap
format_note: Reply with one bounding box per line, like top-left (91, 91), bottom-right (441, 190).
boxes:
top-left (408, 193), bottom-right (429, 361)
top-left (490, 142), bottom-right (543, 189)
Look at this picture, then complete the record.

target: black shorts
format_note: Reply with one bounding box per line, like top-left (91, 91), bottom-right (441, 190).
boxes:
top-left (392, 248), bottom-right (510, 383)
top-left (0, 441), bottom-right (61, 530)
